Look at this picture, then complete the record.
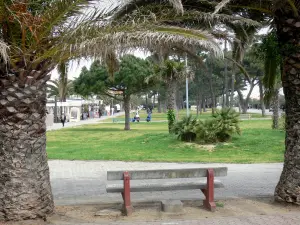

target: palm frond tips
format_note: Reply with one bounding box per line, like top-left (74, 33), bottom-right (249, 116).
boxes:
top-left (213, 0), bottom-right (232, 14)
top-left (168, 0), bottom-right (184, 13)
top-left (40, 0), bottom-right (93, 38)
top-left (0, 40), bottom-right (9, 63)
top-left (68, 25), bottom-right (223, 59)
top-left (120, 0), bottom-right (183, 13)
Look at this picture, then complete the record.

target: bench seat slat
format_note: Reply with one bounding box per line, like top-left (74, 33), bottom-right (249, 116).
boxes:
top-left (106, 180), bottom-right (224, 193)
top-left (107, 167), bottom-right (227, 180)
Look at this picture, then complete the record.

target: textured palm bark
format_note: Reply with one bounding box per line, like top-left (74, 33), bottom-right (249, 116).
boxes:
top-left (0, 75), bottom-right (54, 220)
top-left (274, 14), bottom-right (300, 204)
top-left (166, 80), bottom-right (177, 111)
top-left (123, 96), bottom-right (131, 130)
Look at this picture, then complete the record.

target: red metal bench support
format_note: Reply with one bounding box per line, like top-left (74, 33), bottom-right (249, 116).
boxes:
top-left (201, 169), bottom-right (216, 212)
top-left (122, 171), bottom-right (133, 215)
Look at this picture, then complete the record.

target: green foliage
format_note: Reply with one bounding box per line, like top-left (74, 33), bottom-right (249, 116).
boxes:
top-left (196, 119), bottom-right (219, 144)
top-left (172, 115), bottom-right (197, 142)
top-left (211, 108), bottom-right (241, 142)
top-left (167, 109), bottom-right (176, 133)
top-left (74, 55), bottom-right (154, 98)
top-left (171, 108), bottom-right (241, 144)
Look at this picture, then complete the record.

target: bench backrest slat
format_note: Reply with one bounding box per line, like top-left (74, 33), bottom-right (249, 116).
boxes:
top-left (107, 167), bottom-right (227, 180)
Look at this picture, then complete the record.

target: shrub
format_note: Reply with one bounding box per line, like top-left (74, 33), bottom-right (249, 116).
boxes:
top-left (212, 108), bottom-right (241, 142)
top-left (172, 115), bottom-right (197, 142)
top-left (196, 108), bottom-right (241, 143)
top-left (196, 119), bottom-right (219, 144)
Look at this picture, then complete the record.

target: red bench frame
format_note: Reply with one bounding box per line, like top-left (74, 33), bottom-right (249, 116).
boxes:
top-left (121, 169), bottom-right (216, 216)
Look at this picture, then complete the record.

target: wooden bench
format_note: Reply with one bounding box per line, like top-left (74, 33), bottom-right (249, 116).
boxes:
top-left (239, 114), bottom-right (251, 120)
top-left (106, 167), bottom-right (227, 215)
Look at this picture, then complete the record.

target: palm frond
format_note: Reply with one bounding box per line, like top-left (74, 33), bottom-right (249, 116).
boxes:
top-left (225, 56), bottom-right (251, 83)
top-left (213, 0), bottom-right (232, 14)
top-left (39, 0), bottom-right (94, 39)
top-left (168, 0), bottom-right (184, 13)
top-left (287, 0), bottom-right (299, 17)
top-left (64, 24), bottom-right (223, 59)
top-left (0, 40), bottom-right (9, 63)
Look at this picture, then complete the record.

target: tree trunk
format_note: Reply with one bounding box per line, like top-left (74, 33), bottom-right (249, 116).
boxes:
top-left (224, 40), bottom-right (229, 107)
top-left (157, 93), bottom-right (161, 113)
top-left (208, 70), bottom-right (216, 114)
top-left (259, 80), bottom-right (266, 117)
top-left (237, 81), bottom-right (256, 114)
top-left (274, 14), bottom-right (300, 204)
top-left (272, 89), bottom-right (280, 129)
top-left (230, 71), bottom-right (235, 107)
top-left (0, 77), bottom-right (54, 221)
top-left (123, 96), bottom-right (131, 130)
top-left (166, 80), bottom-right (177, 111)
top-left (202, 98), bottom-right (207, 112)
top-left (54, 95), bottom-right (58, 123)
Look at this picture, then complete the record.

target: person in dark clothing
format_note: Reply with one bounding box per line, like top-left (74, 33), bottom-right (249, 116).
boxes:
top-left (61, 114), bottom-right (66, 127)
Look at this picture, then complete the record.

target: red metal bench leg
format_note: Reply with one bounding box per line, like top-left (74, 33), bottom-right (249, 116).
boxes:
top-left (122, 171), bottom-right (133, 216)
top-left (202, 169), bottom-right (216, 212)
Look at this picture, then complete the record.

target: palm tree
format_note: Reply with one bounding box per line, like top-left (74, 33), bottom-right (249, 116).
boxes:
top-left (154, 60), bottom-right (187, 131)
top-left (47, 63), bottom-right (74, 102)
top-left (0, 0), bottom-right (95, 220)
top-left (252, 32), bottom-right (282, 128)
top-left (119, 0), bottom-right (300, 205)
top-left (212, 0), bottom-right (300, 204)
top-left (47, 79), bottom-right (74, 100)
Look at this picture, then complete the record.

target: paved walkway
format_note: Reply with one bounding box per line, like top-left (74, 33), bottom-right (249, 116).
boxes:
top-left (67, 213), bottom-right (300, 225)
top-left (47, 112), bottom-right (124, 131)
top-left (49, 160), bottom-right (283, 205)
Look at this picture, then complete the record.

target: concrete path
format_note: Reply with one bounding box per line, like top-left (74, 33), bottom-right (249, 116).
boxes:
top-left (49, 160), bottom-right (283, 205)
top-left (47, 112), bottom-right (124, 131)
top-left (247, 108), bottom-right (284, 116)
top-left (66, 213), bottom-right (300, 225)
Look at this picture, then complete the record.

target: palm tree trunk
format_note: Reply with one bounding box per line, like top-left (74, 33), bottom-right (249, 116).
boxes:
top-left (274, 15), bottom-right (300, 204)
top-left (272, 89), bottom-right (280, 129)
top-left (123, 96), bottom-right (131, 130)
top-left (166, 80), bottom-right (177, 111)
top-left (0, 77), bottom-right (54, 221)
top-left (259, 80), bottom-right (266, 117)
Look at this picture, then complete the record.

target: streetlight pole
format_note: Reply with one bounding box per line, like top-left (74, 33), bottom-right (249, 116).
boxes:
top-left (185, 55), bottom-right (189, 117)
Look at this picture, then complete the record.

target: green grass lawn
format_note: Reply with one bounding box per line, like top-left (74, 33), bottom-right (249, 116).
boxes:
top-left (102, 109), bottom-right (270, 122)
top-left (46, 116), bottom-right (284, 163)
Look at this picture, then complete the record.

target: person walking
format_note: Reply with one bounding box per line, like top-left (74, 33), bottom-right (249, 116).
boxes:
top-left (61, 114), bottom-right (66, 127)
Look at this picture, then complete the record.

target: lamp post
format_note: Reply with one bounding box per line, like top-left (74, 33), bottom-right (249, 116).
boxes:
top-left (185, 55), bottom-right (189, 117)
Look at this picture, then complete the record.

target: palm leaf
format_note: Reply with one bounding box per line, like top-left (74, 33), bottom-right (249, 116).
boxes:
top-left (213, 0), bottom-right (232, 14)
top-left (0, 40), bottom-right (9, 63)
top-left (64, 24), bottom-right (223, 59)
top-left (39, 0), bottom-right (93, 39)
